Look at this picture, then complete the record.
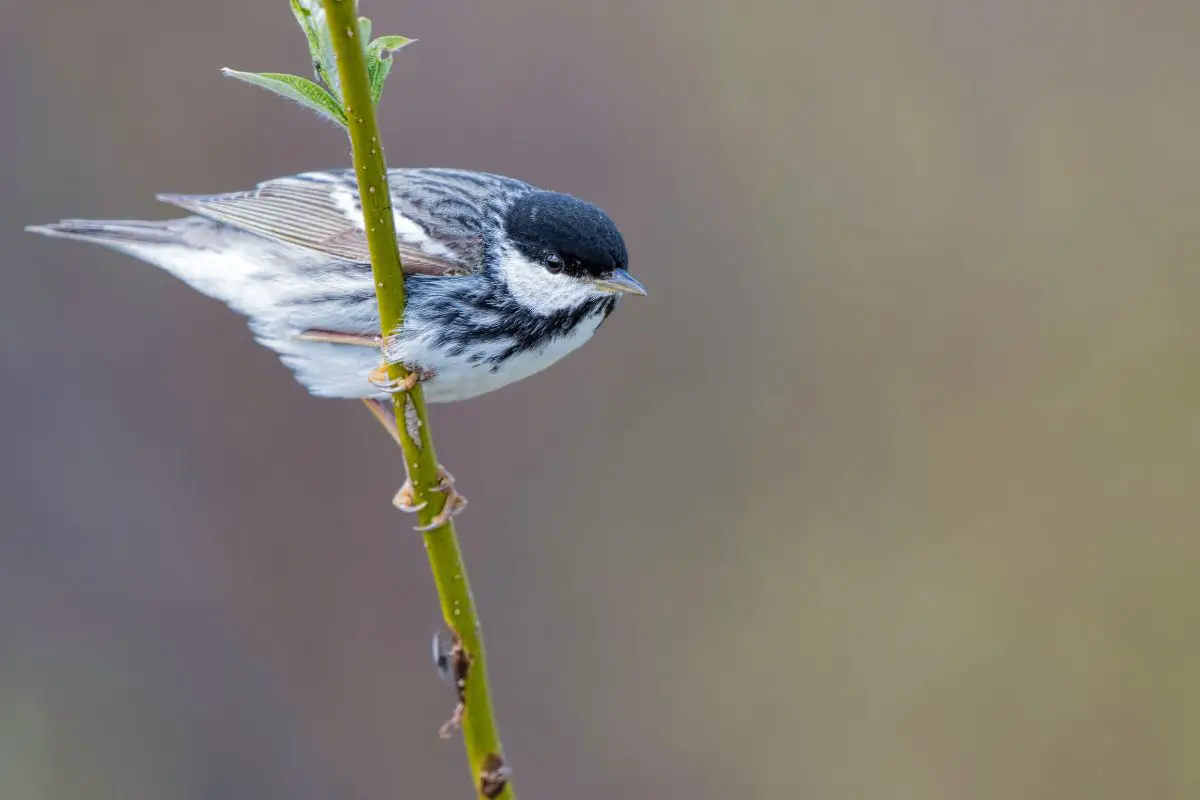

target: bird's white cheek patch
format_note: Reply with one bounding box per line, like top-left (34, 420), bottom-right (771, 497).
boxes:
top-left (499, 247), bottom-right (602, 315)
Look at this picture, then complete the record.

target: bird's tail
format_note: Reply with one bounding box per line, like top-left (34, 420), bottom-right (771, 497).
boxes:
top-left (25, 219), bottom-right (185, 247)
top-left (25, 216), bottom-right (293, 316)
top-left (26, 214), bottom-right (385, 399)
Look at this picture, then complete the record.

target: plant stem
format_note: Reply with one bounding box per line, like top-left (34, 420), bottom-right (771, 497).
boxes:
top-left (318, 2), bottom-right (511, 796)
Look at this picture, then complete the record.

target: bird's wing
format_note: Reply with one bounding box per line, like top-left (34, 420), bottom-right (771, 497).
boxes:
top-left (157, 170), bottom-right (497, 276)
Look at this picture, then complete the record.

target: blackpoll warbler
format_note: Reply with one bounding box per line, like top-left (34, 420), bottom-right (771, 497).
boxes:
top-left (29, 168), bottom-right (647, 526)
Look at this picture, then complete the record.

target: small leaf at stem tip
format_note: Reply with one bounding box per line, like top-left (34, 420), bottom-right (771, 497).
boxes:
top-left (366, 35), bottom-right (416, 106)
top-left (221, 69), bottom-right (348, 128)
top-left (371, 35), bottom-right (416, 55)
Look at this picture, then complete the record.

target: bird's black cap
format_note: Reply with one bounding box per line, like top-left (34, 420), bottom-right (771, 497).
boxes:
top-left (504, 191), bottom-right (628, 277)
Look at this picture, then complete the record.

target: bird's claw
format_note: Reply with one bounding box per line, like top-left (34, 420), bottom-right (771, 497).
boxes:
top-left (369, 363), bottom-right (434, 395)
top-left (369, 365), bottom-right (420, 394)
top-left (393, 464), bottom-right (467, 530)
top-left (429, 465), bottom-right (456, 492)
top-left (391, 480), bottom-right (428, 514)
top-left (414, 490), bottom-right (468, 532)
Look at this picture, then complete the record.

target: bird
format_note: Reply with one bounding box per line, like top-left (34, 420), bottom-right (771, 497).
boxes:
top-left (27, 167), bottom-right (647, 528)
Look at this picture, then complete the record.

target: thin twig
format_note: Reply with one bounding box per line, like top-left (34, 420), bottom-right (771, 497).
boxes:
top-left (318, 1), bottom-right (512, 795)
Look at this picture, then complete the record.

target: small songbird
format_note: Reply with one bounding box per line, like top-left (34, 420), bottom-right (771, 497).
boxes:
top-left (28, 168), bottom-right (646, 526)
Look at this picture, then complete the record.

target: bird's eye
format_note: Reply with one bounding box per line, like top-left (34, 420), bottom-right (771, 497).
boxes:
top-left (544, 253), bottom-right (564, 273)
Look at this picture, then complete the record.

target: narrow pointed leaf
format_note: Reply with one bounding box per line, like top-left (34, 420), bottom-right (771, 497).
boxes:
top-left (221, 69), bottom-right (347, 127)
top-left (290, 0), bottom-right (322, 65)
top-left (290, 0), bottom-right (339, 96)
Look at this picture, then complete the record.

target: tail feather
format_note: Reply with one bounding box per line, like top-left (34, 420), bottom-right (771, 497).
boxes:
top-left (25, 219), bottom-right (186, 246)
top-left (25, 216), bottom-right (285, 312)
top-left (26, 214), bottom-right (385, 399)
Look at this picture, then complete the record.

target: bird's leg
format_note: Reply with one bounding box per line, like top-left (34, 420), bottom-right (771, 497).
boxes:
top-left (361, 398), bottom-right (468, 528)
top-left (297, 329), bottom-right (381, 348)
top-left (361, 398), bottom-right (425, 512)
top-left (362, 396), bottom-right (405, 447)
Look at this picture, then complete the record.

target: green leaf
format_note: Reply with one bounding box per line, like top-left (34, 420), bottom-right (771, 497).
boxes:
top-left (290, 0), bottom-right (339, 96)
top-left (366, 35), bottom-right (415, 107)
top-left (290, 0), bottom-right (321, 59)
top-left (358, 16), bottom-right (372, 45)
top-left (370, 35), bottom-right (416, 56)
top-left (222, 69), bottom-right (347, 127)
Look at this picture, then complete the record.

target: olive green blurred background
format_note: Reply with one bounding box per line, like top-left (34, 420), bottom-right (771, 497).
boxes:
top-left (4, 1), bottom-right (1200, 798)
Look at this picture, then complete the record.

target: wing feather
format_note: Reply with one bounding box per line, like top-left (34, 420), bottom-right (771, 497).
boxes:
top-left (157, 171), bottom-right (488, 276)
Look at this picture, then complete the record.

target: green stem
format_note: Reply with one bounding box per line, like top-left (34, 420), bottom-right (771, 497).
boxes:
top-left (318, 2), bottom-right (511, 796)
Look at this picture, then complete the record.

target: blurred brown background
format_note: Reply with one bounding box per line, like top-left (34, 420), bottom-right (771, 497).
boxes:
top-left (4, 1), bottom-right (1200, 798)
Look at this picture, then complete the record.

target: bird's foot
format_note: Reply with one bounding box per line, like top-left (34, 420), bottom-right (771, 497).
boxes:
top-left (415, 489), bottom-right (468, 532)
top-left (392, 464), bottom-right (456, 512)
top-left (392, 464), bottom-right (468, 531)
top-left (391, 479), bottom-right (427, 514)
top-left (369, 363), bottom-right (433, 394)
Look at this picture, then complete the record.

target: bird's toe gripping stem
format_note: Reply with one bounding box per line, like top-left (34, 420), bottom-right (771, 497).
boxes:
top-left (369, 363), bottom-right (434, 395)
top-left (393, 464), bottom-right (468, 531)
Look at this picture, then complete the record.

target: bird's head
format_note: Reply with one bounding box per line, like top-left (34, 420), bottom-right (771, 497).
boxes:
top-left (499, 191), bottom-right (646, 314)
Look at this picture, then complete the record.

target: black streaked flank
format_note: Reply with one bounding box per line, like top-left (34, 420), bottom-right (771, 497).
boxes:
top-left (403, 272), bottom-right (618, 370)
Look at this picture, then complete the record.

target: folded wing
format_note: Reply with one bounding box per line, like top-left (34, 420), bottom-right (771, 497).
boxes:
top-left (157, 172), bottom-right (479, 276)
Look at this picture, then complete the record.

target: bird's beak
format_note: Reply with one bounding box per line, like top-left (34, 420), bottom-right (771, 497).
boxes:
top-left (592, 268), bottom-right (647, 296)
